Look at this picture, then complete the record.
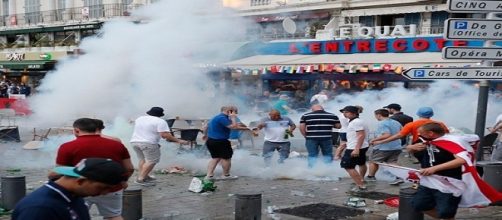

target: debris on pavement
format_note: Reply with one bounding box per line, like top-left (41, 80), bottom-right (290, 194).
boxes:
top-left (188, 177), bottom-right (216, 193)
top-left (158, 165), bottom-right (188, 174)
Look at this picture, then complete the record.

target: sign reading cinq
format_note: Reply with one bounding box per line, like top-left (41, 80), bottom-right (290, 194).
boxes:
top-left (448, 0), bottom-right (502, 12)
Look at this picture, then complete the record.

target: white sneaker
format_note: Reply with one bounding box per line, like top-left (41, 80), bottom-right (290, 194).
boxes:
top-left (204, 176), bottom-right (215, 181)
top-left (349, 186), bottom-right (367, 193)
top-left (389, 178), bottom-right (404, 185)
top-left (217, 175), bottom-right (238, 180)
top-left (144, 175), bottom-right (157, 182)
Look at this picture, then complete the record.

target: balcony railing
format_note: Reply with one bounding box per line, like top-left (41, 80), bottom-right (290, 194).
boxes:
top-left (0, 3), bottom-right (143, 27)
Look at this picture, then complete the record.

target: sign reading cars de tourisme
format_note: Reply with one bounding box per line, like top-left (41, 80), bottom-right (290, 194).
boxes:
top-left (403, 67), bottom-right (502, 80)
top-left (448, 0), bottom-right (502, 13)
top-left (445, 19), bottom-right (502, 40)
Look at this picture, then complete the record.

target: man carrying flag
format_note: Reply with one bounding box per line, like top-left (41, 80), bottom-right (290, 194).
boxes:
top-left (404, 123), bottom-right (502, 219)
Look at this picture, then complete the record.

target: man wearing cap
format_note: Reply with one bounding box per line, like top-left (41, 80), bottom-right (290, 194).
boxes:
top-left (52, 118), bottom-right (134, 220)
top-left (339, 105), bottom-right (370, 192)
top-left (373, 107), bottom-right (449, 146)
top-left (14, 158), bottom-right (126, 220)
top-left (299, 104), bottom-right (340, 168)
top-left (131, 107), bottom-right (188, 186)
top-left (383, 103), bottom-right (413, 145)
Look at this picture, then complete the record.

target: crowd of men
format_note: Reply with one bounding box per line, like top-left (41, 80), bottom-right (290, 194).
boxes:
top-left (10, 102), bottom-right (502, 220)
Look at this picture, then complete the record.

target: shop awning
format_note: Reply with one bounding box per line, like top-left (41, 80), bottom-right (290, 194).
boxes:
top-left (0, 60), bottom-right (56, 70)
top-left (223, 52), bottom-right (479, 69)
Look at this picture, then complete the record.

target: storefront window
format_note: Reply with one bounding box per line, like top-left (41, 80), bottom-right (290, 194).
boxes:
top-left (29, 33), bottom-right (52, 47)
top-left (54, 31), bottom-right (76, 46)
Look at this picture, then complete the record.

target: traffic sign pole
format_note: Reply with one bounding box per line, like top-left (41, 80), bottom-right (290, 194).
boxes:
top-left (475, 12), bottom-right (496, 162)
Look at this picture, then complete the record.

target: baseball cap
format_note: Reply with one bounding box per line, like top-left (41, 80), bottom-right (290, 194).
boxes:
top-left (416, 107), bottom-right (434, 118)
top-left (383, 103), bottom-right (401, 111)
top-left (53, 158), bottom-right (126, 185)
top-left (340, 105), bottom-right (359, 114)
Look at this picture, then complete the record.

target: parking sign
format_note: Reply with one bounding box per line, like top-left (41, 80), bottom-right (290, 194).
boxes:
top-left (454, 21), bottom-right (468, 29)
top-left (414, 70), bottom-right (425, 77)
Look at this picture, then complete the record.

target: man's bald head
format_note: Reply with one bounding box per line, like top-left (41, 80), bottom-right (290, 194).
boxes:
top-left (269, 109), bottom-right (281, 121)
top-left (311, 104), bottom-right (323, 111)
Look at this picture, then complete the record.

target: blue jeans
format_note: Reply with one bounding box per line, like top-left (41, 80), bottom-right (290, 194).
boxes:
top-left (305, 138), bottom-right (333, 168)
top-left (262, 141), bottom-right (291, 166)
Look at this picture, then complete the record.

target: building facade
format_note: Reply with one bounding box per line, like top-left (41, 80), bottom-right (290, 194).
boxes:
top-left (0, 0), bottom-right (160, 87)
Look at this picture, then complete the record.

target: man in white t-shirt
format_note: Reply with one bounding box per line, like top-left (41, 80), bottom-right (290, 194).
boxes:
top-left (339, 105), bottom-right (370, 192)
top-left (489, 113), bottom-right (502, 161)
top-left (255, 109), bottom-right (296, 166)
top-left (310, 90), bottom-right (328, 106)
top-left (130, 107), bottom-right (188, 186)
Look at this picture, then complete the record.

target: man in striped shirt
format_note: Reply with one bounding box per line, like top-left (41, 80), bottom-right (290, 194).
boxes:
top-left (300, 104), bottom-right (340, 168)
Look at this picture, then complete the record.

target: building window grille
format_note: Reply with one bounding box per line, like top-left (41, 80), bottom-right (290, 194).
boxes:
top-left (84, 0), bottom-right (104, 19)
top-left (251, 0), bottom-right (271, 6)
top-left (2, 0), bottom-right (8, 26)
top-left (359, 16), bottom-right (374, 27)
top-left (431, 11), bottom-right (448, 34)
top-left (404, 13), bottom-right (420, 25)
top-left (25, 0), bottom-right (41, 24)
top-left (57, 0), bottom-right (65, 9)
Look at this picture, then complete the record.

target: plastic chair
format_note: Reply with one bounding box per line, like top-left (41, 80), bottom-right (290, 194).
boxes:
top-left (179, 129), bottom-right (202, 149)
top-left (481, 133), bottom-right (499, 156)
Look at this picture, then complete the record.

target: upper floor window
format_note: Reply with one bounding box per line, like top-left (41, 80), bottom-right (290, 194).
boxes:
top-left (25, 0), bottom-right (41, 24)
top-left (359, 16), bottom-right (374, 27)
top-left (57, 0), bottom-right (65, 9)
top-left (431, 11), bottom-right (448, 27)
top-left (84, 0), bottom-right (103, 19)
top-left (404, 13), bottom-right (420, 25)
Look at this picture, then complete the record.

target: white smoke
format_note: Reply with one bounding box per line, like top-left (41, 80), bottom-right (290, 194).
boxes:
top-left (26, 0), bottom-right (249, 127)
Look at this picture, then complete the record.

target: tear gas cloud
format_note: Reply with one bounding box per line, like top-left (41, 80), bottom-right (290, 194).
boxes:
top-left (7, 1), bottom-right (502, 181)
top-left (27, 0), bottom-right (250, 127)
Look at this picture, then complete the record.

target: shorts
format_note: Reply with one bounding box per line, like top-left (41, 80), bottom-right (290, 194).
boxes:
top-left (340, 148), bottom-right (368, 169)
top-left (369, 149), bottom-right (401, 163)
top-left (206, 138), bottom-right (233, 159)
top-left (339, 133), bottom-right (347, 142)
top-left (411, 185), bottom-right (461, 219)
top-left (85, 190), bottom-right (123, 218)
top-left (132, 142), bottom-right (161, 163)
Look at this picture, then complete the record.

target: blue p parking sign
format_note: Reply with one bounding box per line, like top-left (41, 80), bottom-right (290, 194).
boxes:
top-left (454, 21), bottom-right (468, 29)
top-left (414, 70), bottom-right (425, 77)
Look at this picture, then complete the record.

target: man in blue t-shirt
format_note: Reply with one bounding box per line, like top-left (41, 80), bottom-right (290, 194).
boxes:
top-left (203, 106), bottom-right (248, 181)
top-left (368, 109), bottom-right (403, 185)
top-left (13, 158), bottom-right (126, 220)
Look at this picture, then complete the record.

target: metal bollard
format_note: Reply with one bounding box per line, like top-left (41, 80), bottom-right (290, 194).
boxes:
top-left (235, 193), bottom-right (262, 220)
top-left (1, 176), bottom-right (26, 210)
top-left (481, 163), bottom-right (502, 191)
top-left (122, 187), bottom-right (142, 220)
top-left (399, 188), bottom-right (424, 220)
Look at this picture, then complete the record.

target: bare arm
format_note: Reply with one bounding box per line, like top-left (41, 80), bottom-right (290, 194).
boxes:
top-left (299, 123), bottom-right (306, 137)
top-left (160, 132), bottom-right (188, 144)
top-left (371, 132), bottom-right (391, 143)
top-left (290, 124), bottom-right (297, 132)
top-left (373, 133), bottom-right (403, 145)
